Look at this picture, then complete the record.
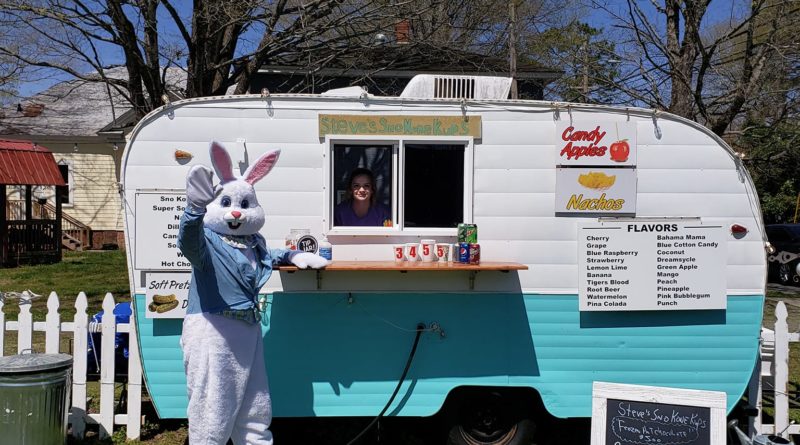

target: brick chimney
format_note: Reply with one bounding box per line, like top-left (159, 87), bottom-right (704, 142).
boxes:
top-left (395, 20), bottom-right (410, 45)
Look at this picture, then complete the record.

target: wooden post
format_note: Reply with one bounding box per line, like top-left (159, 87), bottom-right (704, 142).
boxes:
top-left (55, 185), bottom-right (63, 260)
top-left (25, 185), bottom-right (32, 220)
top-left (70, 293), bottom-right (89, 439)
top-left (508, 0), bottom-right (518, 99)
top-left (98, 293), bottom-right (117, 438)
top-left (45, 292), bottom-right (61, 354)
top-left (126, 309), bottom-right (143, 440)
top-left (0, 184), bottom-right (6, 266)
top-left (775, 301), bottom-right (789, 437)
top-left (24, 185), bottom-right (32, 256)
top-left (18, 292), bottom-right (33, 354)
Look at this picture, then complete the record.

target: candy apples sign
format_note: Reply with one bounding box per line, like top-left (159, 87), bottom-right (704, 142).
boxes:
top-left (556, 122), bottom-right (637, 166)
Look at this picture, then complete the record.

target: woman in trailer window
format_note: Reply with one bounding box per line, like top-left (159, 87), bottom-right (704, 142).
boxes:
top-left (334, 167), bottom-right (392, 227)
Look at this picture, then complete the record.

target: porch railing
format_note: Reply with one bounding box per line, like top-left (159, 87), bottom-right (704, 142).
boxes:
top-left (5, 200), bottom-right (91, 248)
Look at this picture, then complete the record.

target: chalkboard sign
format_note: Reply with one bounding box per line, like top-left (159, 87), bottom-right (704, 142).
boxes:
top-left (605, 399), bottom-right (710, 445)
top-left (591, 382), bottom-right (726, 445)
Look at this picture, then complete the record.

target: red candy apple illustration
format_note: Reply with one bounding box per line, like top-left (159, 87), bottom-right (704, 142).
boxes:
top-left (609, 139), bottom-right (630, 162)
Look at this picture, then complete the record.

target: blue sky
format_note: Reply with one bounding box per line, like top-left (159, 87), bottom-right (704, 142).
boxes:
top-left (16, 0), bottom-right (747, 98)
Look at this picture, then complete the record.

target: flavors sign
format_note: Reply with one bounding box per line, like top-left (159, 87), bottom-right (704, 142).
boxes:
top-left (578, 222), bottom-right (726, 311)
top-left (556, 168), bottom-right (637, 214)
top-left (556, 121), bottom-right (637, 166)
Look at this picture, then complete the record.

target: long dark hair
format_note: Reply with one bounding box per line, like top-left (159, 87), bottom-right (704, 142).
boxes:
top-left (346, 167), bottom-right (377, 205)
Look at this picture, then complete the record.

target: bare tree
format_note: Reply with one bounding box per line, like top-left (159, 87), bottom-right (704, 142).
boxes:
top-left (0, 0), bottom-right (446, 118)
top-left (591, 0), bottom-right (799, 136)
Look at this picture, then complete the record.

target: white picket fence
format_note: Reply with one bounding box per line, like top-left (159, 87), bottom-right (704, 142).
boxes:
top-left (749, 300), bottom-right (800, 440)
top-left (0, 291), bottom-right (142, 440)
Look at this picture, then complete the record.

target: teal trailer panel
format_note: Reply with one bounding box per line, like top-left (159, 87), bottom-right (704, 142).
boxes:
top-left (135, 293), bottom-right (763, 419)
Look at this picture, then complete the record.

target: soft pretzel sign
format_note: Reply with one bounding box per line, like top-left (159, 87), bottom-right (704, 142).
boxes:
top-left (556, 121), bottom-right (637, 167)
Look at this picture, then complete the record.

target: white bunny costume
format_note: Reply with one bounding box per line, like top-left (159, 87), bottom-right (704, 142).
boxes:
top-left (178, 142), bottom-right (327, 445)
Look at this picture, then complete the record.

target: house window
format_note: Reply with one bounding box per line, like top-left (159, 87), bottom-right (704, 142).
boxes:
top-left (329, 139), bottom-right (470, 232)
top-left (57, 161), bottom-right (73, 205)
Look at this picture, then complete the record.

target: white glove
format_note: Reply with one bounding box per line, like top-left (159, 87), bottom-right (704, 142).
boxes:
top-left (290, 252), bottom-right (329, 269)
top-left (186, 165), bottom-right (221, 211)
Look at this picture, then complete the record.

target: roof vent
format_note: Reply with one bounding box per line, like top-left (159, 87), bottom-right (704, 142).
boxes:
top-left (400, 75), bottom-right (512, 100)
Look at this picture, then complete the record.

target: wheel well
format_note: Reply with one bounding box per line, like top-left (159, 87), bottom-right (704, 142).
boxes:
top-left (435, 386), bottom-right (592, 445)
top-left (436, 385), bottom-right (547, 421)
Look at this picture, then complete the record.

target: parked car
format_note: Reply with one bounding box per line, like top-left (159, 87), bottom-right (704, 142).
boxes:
top-left (766, 224), bottom-right (800, 285)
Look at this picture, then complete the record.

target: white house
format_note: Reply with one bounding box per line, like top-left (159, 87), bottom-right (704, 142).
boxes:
top-left (0, 68), bottom-right (185, 249)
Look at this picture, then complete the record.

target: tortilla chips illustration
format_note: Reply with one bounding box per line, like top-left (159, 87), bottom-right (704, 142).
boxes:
top-left (578, 171), bottom-right (616, 190)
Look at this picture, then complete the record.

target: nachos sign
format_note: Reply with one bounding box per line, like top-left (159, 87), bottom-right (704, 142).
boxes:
top-left (556, 121), bottom-right (637, 167)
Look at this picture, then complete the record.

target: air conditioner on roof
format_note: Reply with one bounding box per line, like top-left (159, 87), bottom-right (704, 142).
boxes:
top-left (400, 75), bottom-right (512, 100)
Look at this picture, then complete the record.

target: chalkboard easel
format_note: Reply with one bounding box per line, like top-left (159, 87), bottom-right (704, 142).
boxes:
top-left (591, 382), bottom-right (726, 445)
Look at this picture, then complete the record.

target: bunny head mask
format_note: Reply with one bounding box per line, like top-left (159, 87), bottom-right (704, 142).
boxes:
top-left (203, 141), bottom-right (280, 236)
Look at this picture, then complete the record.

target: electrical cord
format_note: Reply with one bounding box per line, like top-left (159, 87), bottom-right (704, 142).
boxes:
top-left (345, 323), bottom-right (426, 445)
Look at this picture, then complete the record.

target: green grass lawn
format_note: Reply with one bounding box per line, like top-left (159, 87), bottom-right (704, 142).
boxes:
top-left (0, 250), bottom-right (130, 319)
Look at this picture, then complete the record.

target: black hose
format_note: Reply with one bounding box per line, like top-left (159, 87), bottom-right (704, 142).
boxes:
top-left (345, 323), bottom-right (426, 445)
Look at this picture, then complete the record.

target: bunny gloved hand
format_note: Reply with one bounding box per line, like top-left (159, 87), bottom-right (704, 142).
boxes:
top-left (290, 252), bottom-right (329, 269)
top-left (186, 165), bottom-right (222, 213)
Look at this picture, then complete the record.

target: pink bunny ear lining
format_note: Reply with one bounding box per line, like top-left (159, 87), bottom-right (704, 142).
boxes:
top-left (245, 150), bottom-right (281, 185)
top-left (210, 141), bottom-right (236, 182)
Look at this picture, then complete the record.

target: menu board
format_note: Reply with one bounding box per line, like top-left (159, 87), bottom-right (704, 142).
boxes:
top-left (605, 399), bottom-right (710, 445)
top-left (579, 221), bottom-right (726, 311)
top-left (591, 382), bottom-right (726, 445)
top-left (134, 191), bottom-right (191, 270)
top-left (144, 272), bottom-right (191, 318)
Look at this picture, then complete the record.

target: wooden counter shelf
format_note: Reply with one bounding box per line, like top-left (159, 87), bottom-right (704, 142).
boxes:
top-left (277, 261), bottom-right (528, 289)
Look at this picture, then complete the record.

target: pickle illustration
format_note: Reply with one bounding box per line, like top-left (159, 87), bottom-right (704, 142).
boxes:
top-left (149, 300), bottom-right (179, 313)
top-left (153, 294), bottom-right (177, 304)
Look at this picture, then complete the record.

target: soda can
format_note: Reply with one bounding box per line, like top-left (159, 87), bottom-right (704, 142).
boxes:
top-left (457, 223), bottom-right (478, 244)
top-left (469, 243), bottom-right (481, 264)
top-left (458, 242), bottom-right (471, 263)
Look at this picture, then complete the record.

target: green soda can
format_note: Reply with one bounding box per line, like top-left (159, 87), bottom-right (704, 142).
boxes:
top-left (457, 223), bottom-right (478, 243)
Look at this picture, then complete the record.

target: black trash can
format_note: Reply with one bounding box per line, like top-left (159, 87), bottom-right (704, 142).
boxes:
top-left (0, 354), bottom-right (73, 444)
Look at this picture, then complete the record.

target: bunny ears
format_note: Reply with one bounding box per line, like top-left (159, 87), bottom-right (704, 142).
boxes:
top-left (209, 141), bottom-right (280, 185)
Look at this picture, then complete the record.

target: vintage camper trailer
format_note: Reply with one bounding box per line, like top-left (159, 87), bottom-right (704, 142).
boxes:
top-left (122, 76), bottom-right (766, 444)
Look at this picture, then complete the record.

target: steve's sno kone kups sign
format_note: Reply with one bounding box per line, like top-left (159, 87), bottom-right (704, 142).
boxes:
top-left (556, 121), bottom-right (637, 167)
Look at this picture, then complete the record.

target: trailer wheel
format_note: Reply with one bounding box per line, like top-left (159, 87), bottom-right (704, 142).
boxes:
top-left (445, 391), bottom-right (535, 445)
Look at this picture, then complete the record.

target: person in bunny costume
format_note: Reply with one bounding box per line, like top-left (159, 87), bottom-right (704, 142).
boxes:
top-left (178, 141), bottom-right (327, 445)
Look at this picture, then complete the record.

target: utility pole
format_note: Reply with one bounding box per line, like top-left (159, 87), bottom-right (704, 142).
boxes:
top-left (582, 40), bottom-right (589, 103)
top-left (509, 0), bottom-right (518, 99)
